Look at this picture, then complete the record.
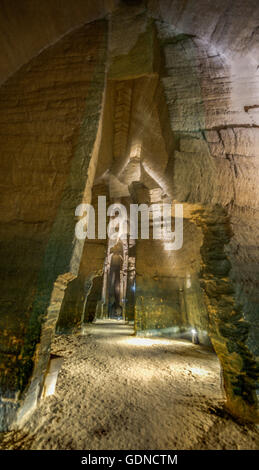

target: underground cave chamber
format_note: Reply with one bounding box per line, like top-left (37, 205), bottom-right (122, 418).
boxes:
top-left (0, 1), bottom-right (259, 444)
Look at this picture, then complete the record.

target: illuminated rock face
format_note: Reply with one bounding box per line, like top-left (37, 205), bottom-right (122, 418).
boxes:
top-left (0, 1), bottom-right (259, 429)
top-left (0, 20), bottom-right (108, 430)
top-left (197, 208), bottom-right (259, 423)
top-left (56, 184), bottom-right (110, 333)
top-left (156, 20), bottom-right (259, 422)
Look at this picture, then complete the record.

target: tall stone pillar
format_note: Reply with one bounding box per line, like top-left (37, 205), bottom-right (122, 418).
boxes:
top-left (125, 243), bottom-right (136, 323)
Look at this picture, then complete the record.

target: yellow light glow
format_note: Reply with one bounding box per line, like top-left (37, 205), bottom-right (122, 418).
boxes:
top-left (189, 366), bottom-right (210, 377)
top-left (119, 337), bottom-right (177, 347)
top-left (186, 274), bottom-right (191, 288)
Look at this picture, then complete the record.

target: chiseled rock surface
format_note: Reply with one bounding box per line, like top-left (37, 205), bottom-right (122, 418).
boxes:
top-left (0, 20), bottom-right (108, 430)
top-left (156, 20), bottom-right (259, 421)
top-left (150, 0), bottom-right (259, 60)
top-left (0, 0), bottom-right (259, 430)
top-left (0, 0), bottom-right (116, 85)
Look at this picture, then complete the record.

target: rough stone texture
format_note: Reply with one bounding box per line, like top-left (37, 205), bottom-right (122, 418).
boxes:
top-left (135, 274), bottom-right (182, 333)
top-left (84, 275), bottom-right (104, 323)
top-left (55, 277), bottom-right (85, 335)
top-left (56, 183), bottom-right (110, 333)
top-left (0, 0), bottom-right (117, 85)
top-left (2, 321), bottom-right (259, 450)
top-left (195, 208), bottom-right (259, 423)
top-left (150, 0), bottom-right (259, 61)
top-left (0, 20), bottom-right (108, 430)
top-left (2, 0), bottom-right (259, 86)
top-left (134, 216), bottom-right (205, 337)
top-left (155, 19), bottom-right (259, 422)
top-left (1, 0), bottom-right (259, 431)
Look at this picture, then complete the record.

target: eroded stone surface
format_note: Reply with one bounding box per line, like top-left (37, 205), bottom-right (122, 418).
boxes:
top-left (0, 20), bottom-right (108, 430)
top-left (0, 1), bottom-right (259, 432)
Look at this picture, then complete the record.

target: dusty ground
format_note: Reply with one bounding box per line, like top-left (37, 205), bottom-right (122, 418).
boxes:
top-left (1, 320), bottom-right (259, 450)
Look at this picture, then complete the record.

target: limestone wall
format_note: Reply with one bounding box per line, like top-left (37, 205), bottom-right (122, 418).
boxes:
top-left (157, 21), bottom-right (259, 421)
top-left (0, 1), bottom-right (259, 428)
top-left (0, 20), bottom-right (108, 430)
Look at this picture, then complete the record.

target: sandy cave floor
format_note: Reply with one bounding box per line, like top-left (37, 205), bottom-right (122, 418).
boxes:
top-left (1, 320), bottom-right (259, 450)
